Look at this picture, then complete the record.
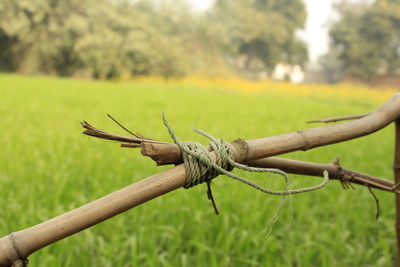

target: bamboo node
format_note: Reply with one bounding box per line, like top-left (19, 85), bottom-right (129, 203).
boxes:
top-left (297, 130), bottom-right (312, 150)
top-left (9, 233), bottom-right (28, 267)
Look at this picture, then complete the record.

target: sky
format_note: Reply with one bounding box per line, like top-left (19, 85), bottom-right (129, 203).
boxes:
top-left (300, 0), bottom-right (333, 64)
top-left (188, 0), bottom-right (334, 64)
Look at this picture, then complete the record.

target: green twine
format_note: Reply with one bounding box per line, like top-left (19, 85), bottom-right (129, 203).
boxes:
top-left (163, 114), bottom-right (329, 235)
top-left (162, 114), bottom-right (329, 195)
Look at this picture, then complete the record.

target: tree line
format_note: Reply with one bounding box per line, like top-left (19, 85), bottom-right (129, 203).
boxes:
top-left (0, 0), bottom-right (307, 79)
top-left (0, 0), bottom-right (399, 81)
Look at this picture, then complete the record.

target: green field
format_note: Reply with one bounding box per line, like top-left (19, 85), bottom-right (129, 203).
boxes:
top-left (0, 74), bottom-right (397, 266)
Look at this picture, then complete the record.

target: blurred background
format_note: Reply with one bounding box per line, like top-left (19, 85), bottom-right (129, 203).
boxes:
top-left (0, 0), bottom-right (399, 87)
top-left (1, 0), bottom-right (400, 266)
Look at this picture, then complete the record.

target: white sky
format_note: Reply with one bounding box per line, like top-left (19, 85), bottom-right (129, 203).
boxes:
top-left (300, 0), bottom-right (333, 63)
top-left (188, 0), bottom-right (333, 64)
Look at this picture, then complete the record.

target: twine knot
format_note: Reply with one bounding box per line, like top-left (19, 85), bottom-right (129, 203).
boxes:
top-left (163, 114), bottom-right (329, 199)
top-left (178, 139), bottom-right (233, 189)
top-left (162, 114), bottom-right (331, 218)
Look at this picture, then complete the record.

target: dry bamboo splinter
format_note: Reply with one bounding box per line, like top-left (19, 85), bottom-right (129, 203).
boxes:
top-left (1, 93), bottom-right (400, 266)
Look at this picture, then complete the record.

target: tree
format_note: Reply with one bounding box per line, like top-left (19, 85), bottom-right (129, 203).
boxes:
top-left (211, 0), bottom-right (308, 74)
top-left (329, 0), bottom-right (400, 80)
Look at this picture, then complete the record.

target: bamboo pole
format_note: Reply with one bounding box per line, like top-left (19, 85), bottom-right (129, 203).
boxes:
top-left (245, 93), bottom-right (400, 162)
top-left (121, 93), bottom-right (400, 165)
top-left (1, 93), bottom-right (400, 266)
top-left (249, 157), bottom-right (398, 193)
top-left (0, 166), bottom-right (187, 267)
top-left (394, 120), bottom-right (400, 263)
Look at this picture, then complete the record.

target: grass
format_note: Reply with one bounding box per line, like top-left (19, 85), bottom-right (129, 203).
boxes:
top-left (0, 73), bottom-right (397, 266)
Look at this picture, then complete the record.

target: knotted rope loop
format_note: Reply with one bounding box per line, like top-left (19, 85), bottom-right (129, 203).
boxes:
top-left (178, 141), bottom-right (233, 188)
top-left (162, 114), bottom-right (329, 195)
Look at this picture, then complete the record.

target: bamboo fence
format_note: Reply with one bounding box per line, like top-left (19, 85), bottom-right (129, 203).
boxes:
top-left (2, 94), bottom-right (400, 266)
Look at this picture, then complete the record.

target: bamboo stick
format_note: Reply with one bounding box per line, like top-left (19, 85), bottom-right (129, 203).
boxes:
top-left (394, 120), bottom-right (400, 263)
top-left (249, 157), bottom-right (398, 193)
top-left (245, 93), bottom-right (400, 161)
top-left (0, 166), bottom-right (187, 267)
top-left (116, 93), bottom-right (400, 165)
top-left (307, 113), bottom-right (370, 123)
